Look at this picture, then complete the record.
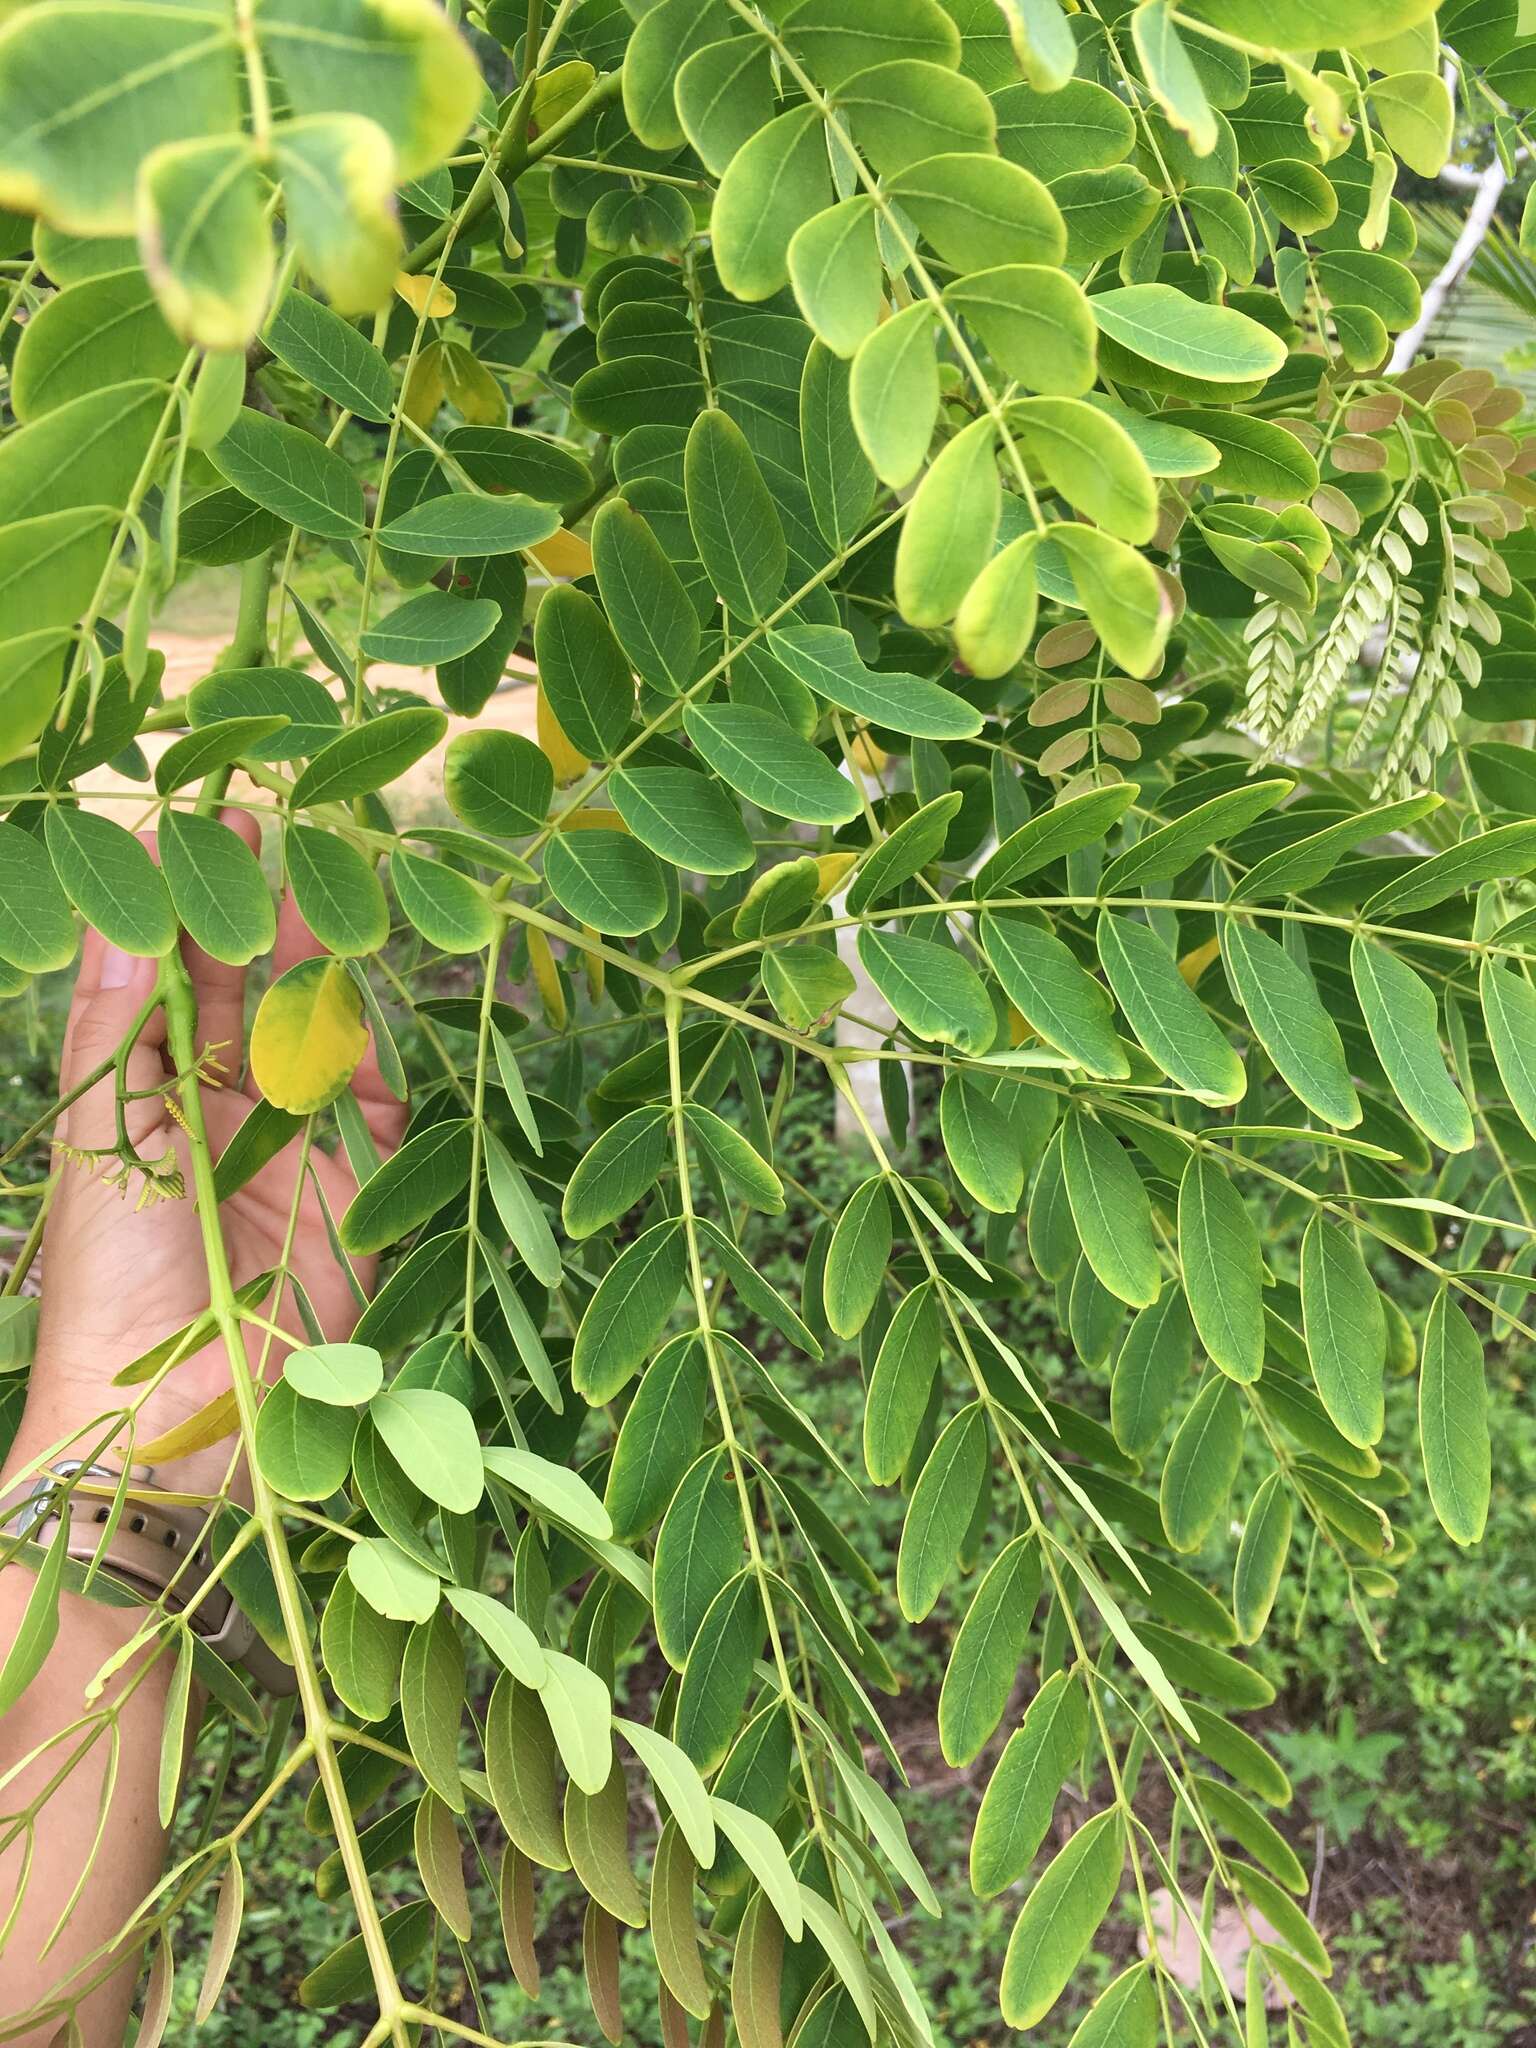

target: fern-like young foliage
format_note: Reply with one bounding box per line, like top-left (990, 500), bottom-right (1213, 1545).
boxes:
top-left (0, 0), bottom-right (1533, 2043)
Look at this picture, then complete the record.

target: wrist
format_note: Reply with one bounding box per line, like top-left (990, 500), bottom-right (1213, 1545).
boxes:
top-left (3, 1379), bottom-right (245, 1507)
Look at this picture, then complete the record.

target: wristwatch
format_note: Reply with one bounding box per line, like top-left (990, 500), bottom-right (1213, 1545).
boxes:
top-left (2, 1460), bottom-right (296, 1695)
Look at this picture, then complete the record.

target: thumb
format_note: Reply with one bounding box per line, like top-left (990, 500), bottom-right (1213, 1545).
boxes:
top-left (60, 933), bottom-right (168, 1152)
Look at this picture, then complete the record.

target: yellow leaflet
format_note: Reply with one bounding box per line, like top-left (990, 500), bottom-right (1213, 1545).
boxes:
top-left (815, 851), bottom-right (858, 900)
top-left (560, 807), bottom-right (625, 831)
top-left (530, 528), bottom-right (594, 579)
top-left (528, 927), bottom-right (567, 1029)
top-left (250, 957), bottom-right (370, 1115)
top-left (537, 684), bottom-right (590, 782)
top-left (1179, 935), bottom-right (1222, 989)
top-left (137, 1390), bottom-right (241, 1464)
top-left (395, 273), bottom-right (457, 319)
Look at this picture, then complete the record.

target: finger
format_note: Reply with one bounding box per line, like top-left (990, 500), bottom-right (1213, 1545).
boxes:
top-left (272, 885), bottom-right (324, 976)
top-left (352, 1033), bottom-right (409, 1161)
top-left (60, 930), bottom-right (169, 1151)
top-left (180, 807), bottom-right (262, 1082)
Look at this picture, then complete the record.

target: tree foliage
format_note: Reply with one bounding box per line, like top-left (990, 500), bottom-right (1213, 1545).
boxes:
top-left (0, 0), bottom-right (1534, 2040)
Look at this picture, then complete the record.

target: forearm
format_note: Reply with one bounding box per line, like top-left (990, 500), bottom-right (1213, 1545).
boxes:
top-left (0, 1421), bottom-right (195, 2045)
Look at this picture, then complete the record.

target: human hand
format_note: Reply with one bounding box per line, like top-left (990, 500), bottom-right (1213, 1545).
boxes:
top-left (5, 811), bottom-right (407, 1500)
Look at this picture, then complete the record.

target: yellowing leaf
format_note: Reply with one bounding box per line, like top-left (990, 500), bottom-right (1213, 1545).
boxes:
top-left (402, 338), bottom-right (447, 425)
top-left (848, 732), bottom-right (888, 774)
top-left (528, 926), bottom-right (567, 1028)
top-left (538, 684), bottom-right (590, 782)
top-left (137, 1390), bottom-right (240, 1463)
top-left (815, 851), bottom-right (858, 899)
top-left (560, 807), bottom-right (626, 832)
top-left (250, 956), bottom-right (370, 1115)
top-left (530, 528), bottom-right (595, 579)
top-left (396, 273), bottom-right (457, 319)
top-left (1178, 935), bottom-right (1221, 988)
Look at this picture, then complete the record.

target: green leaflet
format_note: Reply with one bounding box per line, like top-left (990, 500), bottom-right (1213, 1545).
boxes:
top-left (684, 703), bottom-right (861, 826)
top-left (674, 1571), bottom-right (761, 1771)
top-left (1066, 1966), bottom-right (1158, 2048)
top-left (762, 943), bottom-right (855, 1031)
top-left (0, 822), bottom-right (77, 974)
top-left (1418, 1286), bottom-right (1490, 1546)
top-left (1221, 919), bottom-right (1361, 1129)
top-left (255, 1380), bottom-right (357, 1502)
top-left (847, 794), bottom-right (963, 913)
top-left (533, 584), bottom-right (634, 760)
top-left (893, 418), bottom-right (1002, 628)
top-left (444, 728), bottom-right (552, 838)
top-left (979, 783), bottom-right (1138, 896)
top-left (211, 409), bottom-right (365, 538)
top-left (605, 1337), bottom-right (708, 1543)
top-left (999, 1810), bottom-right (1124, 2027)
top-left (1234, 793), bottom-right (1442, 900)
top-left (971, 1669), bottom-right (1088, 1896)
top-left (766, 623), bottom-right (981, 739)
top-left (1010, 397), bottom-right (1157, 544)
top-left (1233, 1471), bottom-right (1291, 1643)
top-left (1133, 0), bottom-right (1217, 152)
top-left (940, 1070), bottom-right (1026, 1213)
top-left (938, 1533), bottom-right (1041, 1767)
top-left (563, 1105), bottom-right (671, 1238)
top-left (1101, 779), bottom-right (1292, 894)
top-left (1050, 520), bottom-right (1170, 676)
top-left (685, 407), bottom-right (787, 619)
top-left (788, 196), bottom-right (882, 359)
top-left (849, 303), bottom-right (940, 489)
top-left (545, 829), bottom-right (666, 936)
top-left (1300, 1212), bottom-right (1386, 1449)
top-left (570, 1220), bottom-right (687, 1404)
top-left (711, 104), bottom-right (831, 301)
top-left (286, 824), bottom-right (390, 958)
top-left (44, 807), bottom-right (175, 957)
top-left (1090, 283), bottom-right (1287, 382)
top-left (391, 851), bottom-right (495, 954)
top-left (295, 708), bottom-right (448, 809)
top-left (897, 1402), bottom-right (989, 1621)
top-left (864, 1281), bottom-right (941, 1483)
top-left (981, 914), bottom-right (1129, 1079)
top-left (266, 289), bottom-right (393, 422)
top-left (651, 1449), bottom-right (741, 1671)
top-left (824, 1175), bottom-right (892, 1340)
top-left (358, 593), bottom-right (501, 665)
top-left (374, 491), bottom-right (559, 557)
top-left (402, 1609), bottom-right (466, 1813)
top-left (158, 809), bottom-right (274, 966)
top-left (370, 1388), bottom-right (485, 1515)
top-left (1161, 1373), bottom-right (1243, 1552)
top-left (857, 927), bottom-right (996, 1055)
top-left (1351, 935), bottom-right (1473, 1153)
top-left (340, 1120), bottom-right (476, 1257)
top-left (1367, 819), bottom-right (1536, 916)
top-left (1060, 1110), bottom-right (1160, 1310)
top-left (886, 151), bottom-right (1065, 272)
top-left (1177, 1154), bottom-right (1264, 1384)
top-left (1480, 960), bottom-right (1536, 1143)
top-left (1111, 1288), bottom-right (1193, 1457)
top-left (801, 337), bottom-right (877, 549)
top-left (1097, 913), bottom-right (1244, 1105)
top-left (322, 1575), bottom-right (406, 1723)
